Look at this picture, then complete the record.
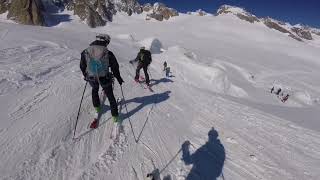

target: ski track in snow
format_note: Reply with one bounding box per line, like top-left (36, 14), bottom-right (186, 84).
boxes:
top-left (1, 13), bottom-right (320, 180)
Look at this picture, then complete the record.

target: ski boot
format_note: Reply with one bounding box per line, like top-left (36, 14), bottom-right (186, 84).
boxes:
top-left (90, 106), bottom-right (101, 129)
top-left (112, 116), bottom-right (120, 123)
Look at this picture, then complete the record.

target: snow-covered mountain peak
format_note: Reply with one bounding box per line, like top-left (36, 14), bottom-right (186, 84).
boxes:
top-left (216, 5), bottom-right (259, 23)
top-left (144, 2), bottom-right (179, 21)
top-left (217, 5), bottom-right (255, 17)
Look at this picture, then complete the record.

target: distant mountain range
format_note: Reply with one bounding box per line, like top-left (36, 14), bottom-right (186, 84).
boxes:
top-left (0, 1), bottom-right (319, 42)
top-left (216, 5), bottom-right (320, 42)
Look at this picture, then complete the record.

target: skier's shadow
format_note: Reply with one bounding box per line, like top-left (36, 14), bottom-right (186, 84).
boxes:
top-left (182, 128), bottom-right (225, 180)
top-left (122, 91), bottom-right (171, 120)
top-left (150, 78), bottom-right (174, 87)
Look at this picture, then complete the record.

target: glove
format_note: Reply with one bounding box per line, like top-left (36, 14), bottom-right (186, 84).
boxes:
top-left (83, 73), bottom-right (88, 81)
top-left (118, 77), bottom-right (124, 85)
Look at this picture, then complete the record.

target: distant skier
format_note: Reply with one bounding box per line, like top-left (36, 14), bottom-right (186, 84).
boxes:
top-left (131, 47), bottom-right (152, 86)
top-left (80, 34), bottom-right (124, 128)
top-left (276, 88), bottom-right (282, 95)
top-left (163, 61), bottom-right (167, 71)
top-left (165, 67), bottom-right (171, 77)
top-left (271, 87), bottom-right (274, 93)
top-left (163, 61), bottom-right (170, 77)
top-left (282, 94), bottom-right (290, 103)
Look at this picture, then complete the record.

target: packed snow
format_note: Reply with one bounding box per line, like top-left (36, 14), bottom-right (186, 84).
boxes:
top-left (1, 10), bottom-right (320, 180)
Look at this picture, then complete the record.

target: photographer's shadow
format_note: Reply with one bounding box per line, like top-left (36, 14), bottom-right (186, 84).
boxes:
top-left (182, 128), bottom-right (225, 180)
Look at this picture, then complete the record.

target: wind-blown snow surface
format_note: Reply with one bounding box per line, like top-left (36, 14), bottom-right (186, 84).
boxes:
top-left (1, 12), bottom-right (320, 180)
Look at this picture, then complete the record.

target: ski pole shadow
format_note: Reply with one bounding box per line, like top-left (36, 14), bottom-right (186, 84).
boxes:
top-left (182, 127), bottom-right (225, 180)
top-left (136, 103), bottom-right (155, 143)
top-left (121, 91), bottom-right (171, 143)
top-left (146, 147), bottom-right (183, 179)
top-left (122, 91), bottom-right (171, 120)
top-left (150, 78), bottom-right (174, 87)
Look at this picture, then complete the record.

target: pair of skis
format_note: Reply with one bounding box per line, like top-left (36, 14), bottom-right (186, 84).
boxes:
top-left (74, 93), bottom-right (122, 141)
top-left (135, 76), bottom-right (154, 92)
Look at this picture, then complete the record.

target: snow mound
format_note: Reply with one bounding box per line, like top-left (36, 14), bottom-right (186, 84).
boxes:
top-left (164, 46), bottom-right (248, 98)
top-left (116, 34), bottom-right (135, 41)
top-left (292, 91), bottom-right (313, 105)
top-left (138, 38), bottom-right (163, 54)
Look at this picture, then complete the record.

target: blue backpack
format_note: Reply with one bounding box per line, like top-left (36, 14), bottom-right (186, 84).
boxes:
top-left (85, 45), bottom-right (109, 77)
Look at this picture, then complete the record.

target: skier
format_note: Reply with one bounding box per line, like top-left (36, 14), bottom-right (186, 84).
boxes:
top-left (163, 61), bottom-right (167, 71)
top-left (282, 94), bottom-right (290, 103)
top-left (271, 87), bottom-right (274, 93)
top-left (80, 34), bottom-right (124, 128)
top-left (276, 88), bottom-right (282, 95)
top-left (165, 67), bottom-right (170, 77)
top-left (132, 46), bottom-right (152, 86)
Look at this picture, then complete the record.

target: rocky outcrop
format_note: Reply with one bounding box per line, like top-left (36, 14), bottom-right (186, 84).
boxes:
top-left (291, 27), bottom-right (313, 40)
top-left (262, 18), bottom-right (291, 33)
top-left (236, 13), bottom-right (259, 23)
top-left (7, 0), bottom-right (45, 26)
top-left (217, 5), bottom-right (259, 23)
top-left (67, 0), bottom-right (142, 27)
top-left (113, 0), bottom-right (142, 15)
top-left (0, 0), bottom-right (9, 14)
top-left (72, 0), bottom-right (107, 27)
top-left (262, 18), bottom-right (302, 41)
top-left (145, 3), bottom-right (178, 21)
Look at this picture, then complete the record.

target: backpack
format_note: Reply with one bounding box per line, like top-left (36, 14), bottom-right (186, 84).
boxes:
top-left (140, 50), bottom-right (152, 65)
top-left (85, 45), bottom-right (109, 77)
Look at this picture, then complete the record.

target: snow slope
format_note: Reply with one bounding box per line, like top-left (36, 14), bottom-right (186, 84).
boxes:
top-left (1, 12), bottom-right (320, 180)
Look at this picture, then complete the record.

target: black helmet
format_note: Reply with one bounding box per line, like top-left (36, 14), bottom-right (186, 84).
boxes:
top-left (96, 34), bottom-right (111, 46)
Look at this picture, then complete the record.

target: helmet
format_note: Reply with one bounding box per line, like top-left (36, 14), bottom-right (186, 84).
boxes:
top-left (140, 46), bottom-right (146, 50)
top-left (96, 34), bottom-right (111, 45)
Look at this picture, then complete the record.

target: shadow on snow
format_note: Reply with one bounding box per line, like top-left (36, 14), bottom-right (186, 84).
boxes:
top-left (182, 127), bottom-right (226, 180)
top-left (121, 91), bottom-right (171, 120)
top-left (150, 78), bottom-right (174, 87)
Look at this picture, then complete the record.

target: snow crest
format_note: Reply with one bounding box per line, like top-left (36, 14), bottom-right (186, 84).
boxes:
top-left (161, 46), bottom-right (248, 98)
top-left (138, 37), bottom-right (163, 54)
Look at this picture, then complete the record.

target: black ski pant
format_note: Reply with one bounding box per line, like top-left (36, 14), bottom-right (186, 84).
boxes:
top-left (135, 63), bottom-right (150, 85)
top-left (88, 77), bottom-right (118, 117)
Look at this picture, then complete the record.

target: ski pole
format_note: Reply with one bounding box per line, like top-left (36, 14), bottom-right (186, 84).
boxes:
top-left (148, 69), bottom-right (152, 79)
top-left (73, 81), bottom-right (88, 139)
top-left (120, 85), bottom-right (138, 143)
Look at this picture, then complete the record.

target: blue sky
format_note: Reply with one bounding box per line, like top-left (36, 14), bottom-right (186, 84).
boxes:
top-left (138, 0), bottom-right (320, 28)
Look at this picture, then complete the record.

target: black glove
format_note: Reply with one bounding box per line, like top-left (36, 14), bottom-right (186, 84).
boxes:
top-left (83, 73), bottom-right (88, 81)
top-left (118, 77), bottom-right (124, 85)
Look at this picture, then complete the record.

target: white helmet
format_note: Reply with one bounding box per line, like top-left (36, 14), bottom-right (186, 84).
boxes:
top-left (96, 34), bottom-right (111, 45)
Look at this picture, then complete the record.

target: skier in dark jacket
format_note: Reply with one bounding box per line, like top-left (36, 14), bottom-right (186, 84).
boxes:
top-left (80, 34), bottom-right (124, 128)
top-left (276, 88), bottom-right (282, 95)
top-left (271, 87), bottom-right (274, 93)
top-left (131, 47), bottom-right (152, 86)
